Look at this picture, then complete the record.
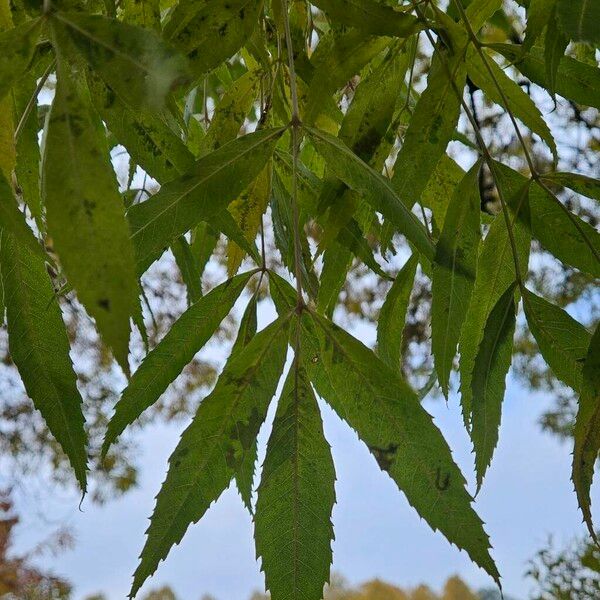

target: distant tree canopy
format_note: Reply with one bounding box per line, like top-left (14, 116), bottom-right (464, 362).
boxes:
top-left (0, 0), bottom-right (599, 598)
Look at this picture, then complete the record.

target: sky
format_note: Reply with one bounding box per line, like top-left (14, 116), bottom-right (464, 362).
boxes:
top-left (14, 300), bottom-right (597, 600)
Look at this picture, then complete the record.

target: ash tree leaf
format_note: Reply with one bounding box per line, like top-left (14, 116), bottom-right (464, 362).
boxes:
top-left (459, 174), bottom-right (531, 428)
top-left (0, 230), bottom-right (87, 492)
top-left (52, 12), bottom-right (190, 111)
top-left (523, 0), bottom-right (555, 52)
top-left (227, 163), bottom-right (271, 276)
top-left (102, 271), bottom-right (256, 455)
top-left (301, 312), bottom-right (500, 586)
top-left (310, 0), bottom-right (422, 37)
top-left (317, 241), bottom-right (353, 318)
top-left (491, 44), bottom-right (600, 110)
top-left (541, 172), bottom-right (600, 203)
top-left (544, 7), bottom-right (569, 102)
top-left (432, 162), bottom-right (482, 398)
top-left (495, 162), bottom-right (600, 279)
top-left (171, 236), bottom-right (203, 305)
top-left (130, 315), bottom-right (291, 598)
top-left (466, 48), bottom-right (557, 160)
top-left (557, 0), bottom-right (600, 45)
top-left (391, 45), bottom-right (468, 209)
top-left (128, 126), bottom-right (285, 274)
top-left (232, 293), bottom-right (259, 512)
top-left (255, 359), bottom-right (336, 600)
top-left (573, 324), bottom-right (600, 543)
top-left (377, 254), bottom-right (418, 372)
top-left (44, 28), bottom-right (139, 374)
top-left (164, 0), bottom-right (263, 78)
top-left (306, 126), bottom-right (434, 262)
top-left (522, 289), bottom-right (591, 393)
top-left (471, 283), bottom-right (518, 490)
top-left (0, 18), bottom-right (42, 101)
top-left (0, 170), bottom-right (46, 262)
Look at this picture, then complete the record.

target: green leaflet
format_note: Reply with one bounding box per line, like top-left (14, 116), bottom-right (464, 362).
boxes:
top-left (44, 30), bottom-right (139, 373)
top-left (459, 176), bottom-right (531, 428)
top-left (391, 46), bottom-right (468, 209)
top-left (227, 163), bottom-right (271, 276)
top-left (172, 236), bottom-right (203, 305)
top-left (0, 18), bottom-right (41, 101)
top-left (544, 8), bottom-right (569, 101)
top-left (255, 360), bottom-right (336, 600)
top-left (128, 127), bottom-right (285, 274)
top-left (466, 48), bottom-right (557, 160)
top-left (232, 293), bottom-right (259, 512)
top-left (304, 29), bottom-right (390, 126)
top-left (421, 154), bottom-right (466, 229)
top-left (377, 254), bottom-right (417, 372)
top-left (91, 76), bottom-right (195, 183)
top-left (491, 44), bottom-right (600, 110)
top-left (130, 315), bottom-right (290, 598)
top-left (495, 163), bottom-right (600, 278)
top-left (164, 0), bottom-right (263, 77)
top-left (200, 69), bottom-right (260, 156)
top-left (0, 170), bottom-right (45, 261)
top-left (306, 127), bottom-right (434, 262)
top-left (573, 324), bottom-right (600, 542)
top-left (471, 283), bottom-right (517, 490)
top-left (465, 0), bottom-right (503, 31)
top-left (53, 12), bottom-right (190, 111)
top-left (522, 289), bottom-right (591, 393)
top-left (557, 0), bottom-right (600, 45)
top-left (541, 172), bottom-right (600, 203)
top-left (317, 241), bottom-right (352, 317)
top-left (0, 230), bottom-right (87, 492)
top-left (311, 0), bottom-right (421, 37)
top-left (301, 311), bottom-right (500, 586)
top-left (432, 163), bottom-right (481, 398)
top-left (102, 271), bottom-right (255, 455)
top-left (523, 0), bottom-right (555, 52)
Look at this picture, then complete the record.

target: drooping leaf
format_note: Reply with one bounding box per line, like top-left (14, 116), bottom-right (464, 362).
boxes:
top-left (255, 360), bottom-right (336, 600)
top-left (491, 44), bottom-right (600, 110)
top-left (557, 0), bottom-right (600, 45)
top-left (391, 44), bottom-right (467, 209)
top-left (432, 162), bottom-right (482, 398)
top-left (317, 241), bottom-right (353, 318)
top-left (0, 230), bottom-right (87, 492)
top-left (306, 127), bottom-right (434, 262)
top-left (103, 271), bottom-right (256, 455)
top-left (231, 293), bottom-right (259, 512)
top-left (0, 18), bottom-right (42, 101)
top-left (466, 48), bottom-right (557, 159)
top-left (377, 254), bottom-right (417, 372)
top-left (0, 170), bottom-right (45, 261)
top-left (227, 163), bottom-right (271, 276)
top-left (471, 283), bottom-right (517, 490)
top-left (310, 0), bottom-right (421, 37)
top-left (522, 289), bottom-right (591, 393)
top-left (523, 0), bottom-right (555, 52)
top-left (164, 0), bottom-right (263, 77)
top-left (541, 172), bottom-right (600, 203)
top-left (128, 127), bottom-right (285, 274)
top-left (459, 176), bottom-right (531, 427)
top-left (172, 235), bottom-right (203, 305)
top-left (304, 29), bottom-right (391, 126)
top-left (544, 7), bottom-right (569, 101)
top-left (573, 324), bottom-right (600, 542)
top-left (130, 315), bottom-right (290, 598)
top-left (44, 29), bottom-right (139, 372)
top-left (52, 12), bottom-right (190, 111)
top-left (301, 311), bottom-right (500, 586)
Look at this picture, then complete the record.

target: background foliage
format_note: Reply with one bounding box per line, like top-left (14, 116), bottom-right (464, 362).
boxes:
top-left (0, 0), bottom-right (598, 598)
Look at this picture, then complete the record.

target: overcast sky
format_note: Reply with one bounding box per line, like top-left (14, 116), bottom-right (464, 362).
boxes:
top-left (14, 299), bottom-right (596, 600)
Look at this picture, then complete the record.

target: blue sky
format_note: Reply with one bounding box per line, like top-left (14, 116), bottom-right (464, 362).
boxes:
top-left (20, 320), bottom-right (594, 600)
